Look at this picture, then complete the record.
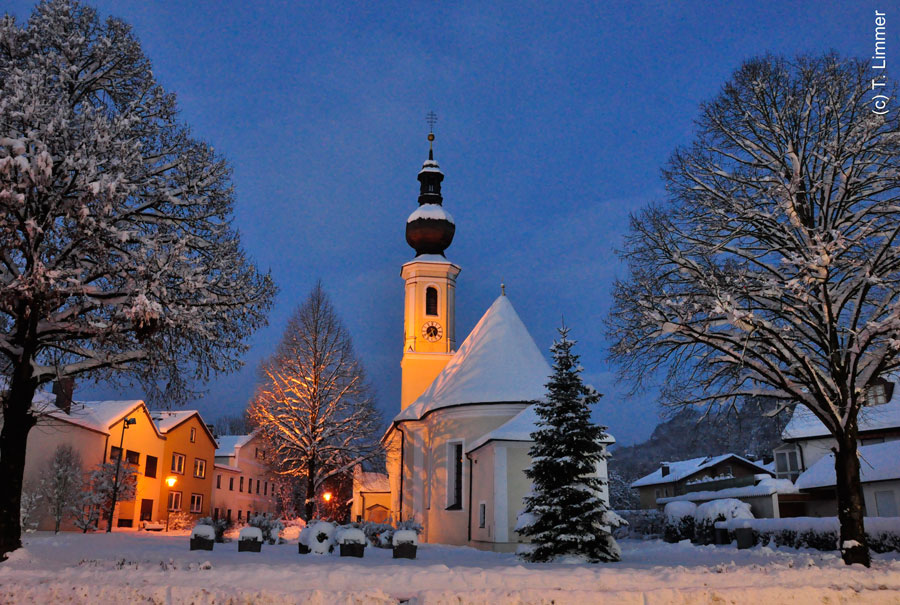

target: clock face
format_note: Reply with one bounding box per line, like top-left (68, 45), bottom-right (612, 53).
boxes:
top-left (422, 321), bottom-right (443, 342)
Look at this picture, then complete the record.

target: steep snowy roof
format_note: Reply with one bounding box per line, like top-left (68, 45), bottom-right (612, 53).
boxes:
top-left (150, 410), bottom-right (196, 433)
top-left (795, 439), bottom-right (900, 490)
top-left (216, 434), bottom-right (254, 457)
top-left (33, 392), bottom-right (148, 436)
top-left (395, 295), bottom-right (552, 422)
top-left (782, 393), bottom-right (900, 441)
top-left (466, 403), bottom-right (615, 454)
top-left (356, 471), bottom-right (390, 492)
top-left (630, 454), bottom-right (771, 488)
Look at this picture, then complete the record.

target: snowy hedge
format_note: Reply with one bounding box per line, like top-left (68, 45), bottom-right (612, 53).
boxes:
top-left (248, 514), bottom-right (283, 544)
top-left (335, 527), bottom-right (366, 545)
top-left (714, 517), bottom-right (900, 553)
top-left (692, 499), bottom-right (753, 545)
top-left (613, 509), bottom-right (665, 539)
top-left (663, 501), bottom-right (697, 543)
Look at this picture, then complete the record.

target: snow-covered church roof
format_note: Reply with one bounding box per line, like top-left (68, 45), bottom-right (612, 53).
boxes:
top-left (395, 295), bottom-right (552, 422)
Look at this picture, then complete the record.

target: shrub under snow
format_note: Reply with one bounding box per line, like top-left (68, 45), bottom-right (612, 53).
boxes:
top-left (191, 525), bottom-right (216, 541)
top-left (693, 499), bottom-right (753, 544)
top-left (663, 501), bottom-right (697, 543)
top-left (300, 521), bottom-right (336, 554)
top-left (392, 529), bottom-right (418, 546)
top-left (239, 526), bottom-right (263, 543)
top-left (336, 527), bottom-right (366, 545)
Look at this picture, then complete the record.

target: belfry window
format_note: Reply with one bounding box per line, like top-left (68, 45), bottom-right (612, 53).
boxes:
top-left (426, 287), bottom-right (438, 316)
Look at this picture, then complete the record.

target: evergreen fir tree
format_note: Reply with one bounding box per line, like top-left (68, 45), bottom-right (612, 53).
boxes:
top-left (517, 326), bottom-right (620, 562)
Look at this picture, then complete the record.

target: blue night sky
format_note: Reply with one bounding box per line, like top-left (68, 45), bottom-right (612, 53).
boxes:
top-left (6, 1), bottom-right (885, 445)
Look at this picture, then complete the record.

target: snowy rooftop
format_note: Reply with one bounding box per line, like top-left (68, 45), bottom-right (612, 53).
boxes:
top-left (795, 439), bottom-right (900, 490)
top-left (466, 403), bottom-right (614, 454)
top-left (149, 410), bottom-right (198, 433)
top-left (395, 295), bottom-right (552, 422)
top-left (418, 159), bottom-right (442, 175)
top-left (216, 433), bottom-right (254, 457)
top-left (657, 477), bottom-right (798, 504)
top-left (32, 390), bottom-right (148, 436)
top-left (782, 390), bottom-right (900, 441)
top-left (355, 471), bottom-right (389, 492)
top-left (630, 454), bottom-right (770, 488)
top-left (407, 204), bottom-right (454, 224)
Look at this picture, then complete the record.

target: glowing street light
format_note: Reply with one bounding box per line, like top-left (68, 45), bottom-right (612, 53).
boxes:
top-left (165, 475), bottom-right (177, 532)
top-left (323, 492), bottom-right (332, 502)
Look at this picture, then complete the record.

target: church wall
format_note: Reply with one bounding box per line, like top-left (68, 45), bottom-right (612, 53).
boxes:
top-left (505, 443), bottom-right (533, 544)
top-left (418, 404), bottom-right (528, 545)
top-left (468, 445), bottom-right (494, 544)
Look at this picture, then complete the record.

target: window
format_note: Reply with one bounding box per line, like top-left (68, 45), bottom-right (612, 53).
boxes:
top-left (193, 458), bottom-right (206, 479)
top-left (775, 449), bottom-right (801, 481)
top-left (447, 441), bottom-right (463, 510)
top-left (240, 477), bottom-right (244, 492)
top-left (110, 446), bottom-right (123, 462)
top-left (425, 287), bottom-right (438, 316)
top-left (168, 491), bottom-right (182, 511)
top-left (213, 508), bottom-right (219, 520)
top-left (229, 477), bottom-right (234, 491)
top-left (478, 502), bottom-right (486, 528)
top-left (264, 481), bottom-right (268, 496)
top-left (171, 452), bottom-right (185, 474)
top-left (145, 455), bottom-right (158, 478)
top-left (125, 450), bottom-right (140, 466)
top-left (866, 384), bottom-right (888, 406)
top-left (216, 474), bottom-right (221, 489)
top-left (875, 491), bottom-right (898, 517)
top-left (655, 488), bottom-right (662, 499)
top-left (248, 478), bottom-right (253, 494)
top-left (237, 510), bottom-right (242, 521)
top-left (190, 427), bottom-right (196, 443)
top-left (227, 509), bottom-right (232, 522)
top-left (256, 479), bottom-right (260, 495)
top-left (190, 493), bottom-right (203, 513)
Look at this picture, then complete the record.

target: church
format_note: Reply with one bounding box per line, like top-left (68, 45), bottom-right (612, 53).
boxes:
top-left (359, 132), bottom-right (614, 552)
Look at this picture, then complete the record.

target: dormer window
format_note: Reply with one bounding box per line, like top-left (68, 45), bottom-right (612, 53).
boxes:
top-left (426, 287), bottom-right (438, 316)
top-left (866, 383), bottom-right (888, 406)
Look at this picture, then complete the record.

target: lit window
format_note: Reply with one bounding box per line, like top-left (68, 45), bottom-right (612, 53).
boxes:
top-left (168, 491), bottom-right (182, 511)
top-left (190, 427), bottom-right (196, 443)
top-left (426, 287), bottom-right (438, 316)
top-left (190, 493), bottom-right (203, 513)
top-left (193, 458), bottom-right (206, 479)
top-left (447, 441), bottom-right (463, 510)
top-left (171, 453), bottom-right (185, 474)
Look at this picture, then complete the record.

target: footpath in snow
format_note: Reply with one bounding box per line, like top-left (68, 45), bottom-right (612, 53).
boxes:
top-left (0, 531), bottom-right (899, 604)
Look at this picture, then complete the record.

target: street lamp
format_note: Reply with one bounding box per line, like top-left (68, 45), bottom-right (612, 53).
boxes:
top-left (106, 416), bottom-right (137, 532)
top-left (165, 475), bottom-right (177, 532)
top-left (323, 492), bottom-right (332, 503)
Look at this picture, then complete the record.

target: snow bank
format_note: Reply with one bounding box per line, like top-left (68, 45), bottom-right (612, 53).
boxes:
top-left (695, 498), bottom-right (753, 523)
top-left (239, 527), bottom-right (263, 542)
top-left (190, 525), bottom-right (215, 540)
top-left (664, 501), bottom-right (696, 521)
top-left (392, 529), bottom-right (418, 546)
top-left (715, 516), bottom-right (900, 535)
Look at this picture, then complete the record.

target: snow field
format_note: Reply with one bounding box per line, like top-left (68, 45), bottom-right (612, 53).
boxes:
top-left (0, 531), bottom-right (898, 603)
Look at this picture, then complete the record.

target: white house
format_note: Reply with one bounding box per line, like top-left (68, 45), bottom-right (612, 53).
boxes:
top-left (375, 135), bottom-right (613, 551)
top-left (212, 432), bottom-right (279, 523)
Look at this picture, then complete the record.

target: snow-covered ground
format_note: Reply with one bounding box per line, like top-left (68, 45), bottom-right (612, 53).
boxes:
top-left (1, 531), bottom-right (899, 604)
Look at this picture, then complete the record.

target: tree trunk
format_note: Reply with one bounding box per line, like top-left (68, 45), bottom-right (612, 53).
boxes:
top-left (304, 461), bottom-right (316, 521)
top-left (0, 372), bottom-right (38, 559)
top-left (834, 432), bottom-right (871, 566)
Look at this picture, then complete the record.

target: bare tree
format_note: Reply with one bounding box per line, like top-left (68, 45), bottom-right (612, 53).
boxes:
top-left (249, 282), bottom-right (382, 520)
top-left (0, 1), bottom-right (275, 556)
top-left (89, 461), bottom-right (137, 529)
top-left (39, 444), bottom-right (84, 533)
top-left (607, 54), bottom-right (900, 566)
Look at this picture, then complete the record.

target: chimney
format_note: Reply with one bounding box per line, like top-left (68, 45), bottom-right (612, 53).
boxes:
top-left (53, 378), bottom-right (75, 414)
top-left (206, 423), bottom-right (217, 439)
top-left (661, 463), bottom-right (670, 477)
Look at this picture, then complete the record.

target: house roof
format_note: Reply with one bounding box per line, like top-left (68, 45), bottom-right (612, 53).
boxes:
top-left (149, 410), bottom-right (217, 444)
top-left (356, 471), bottom-right (389, 492)
top-left (466, 403), bottom-right (615, 454)
top-left (795, 439), bottom-right (900, 490)
top-left (394, 295), bottom-right (552, 422)
top-left (630, 454), bottom-right (771, 488)
top-left (33, 391), bottom-right (151, 436)
top-left (782, 392), bottom-right (900, 441)
top-left (656, 477), bottom-right (798, 504)
top-left (215, 433), bottom-right (254, 457)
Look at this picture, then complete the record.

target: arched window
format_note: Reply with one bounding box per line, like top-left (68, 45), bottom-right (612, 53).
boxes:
top-left (425, 287), bottom-right (438, 316)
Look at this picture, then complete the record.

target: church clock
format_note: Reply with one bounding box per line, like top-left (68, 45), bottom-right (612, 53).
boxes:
top-left (422, 321), bottom-right (443, 342)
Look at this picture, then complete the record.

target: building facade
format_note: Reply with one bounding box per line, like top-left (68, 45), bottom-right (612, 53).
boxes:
top-left (212, 432), bottom-right (279, 523)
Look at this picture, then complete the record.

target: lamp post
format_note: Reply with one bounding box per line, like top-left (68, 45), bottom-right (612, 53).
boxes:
top-left (165, 475), bottom-right (177, 532)
top-left (106, 416), bottom-right (137, 532)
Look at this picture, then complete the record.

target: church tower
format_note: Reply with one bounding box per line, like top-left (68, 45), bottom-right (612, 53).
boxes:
top-left (400, 129), bottom-right (460, 409)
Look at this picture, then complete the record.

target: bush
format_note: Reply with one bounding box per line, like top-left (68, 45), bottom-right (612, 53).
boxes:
top-left (195, 517), bottom-right (228, 542)
top-left (613, 510), bottom-right (665, 540)
top-left (248, 513), bottom-right (284, 544)
top-left (714, 517), bottom-right (900, 553)
top-left (662, 501), bottom-right (697, 543)
top-left (167, 511), bottom-right (195, 531)
top-left (693, 499), bottom-right (752, 545)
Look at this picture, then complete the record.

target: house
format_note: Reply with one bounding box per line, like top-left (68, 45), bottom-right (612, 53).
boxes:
top-left (630, 454), bottom-right (774, 511)
top-left (24, 385), bottom-right (167, 530)
top-left (149, 410), bottom-right (217, 522)
top-left (212, 432), bottom-right (279, 523)
top-left (373, 135), bottom-right (614, 551)
top-left (774, 378), bottom-right (900, 517)
top-left (350, 465), bottom-right (391, 523)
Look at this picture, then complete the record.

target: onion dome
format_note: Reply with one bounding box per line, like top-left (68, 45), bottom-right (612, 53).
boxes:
top-left (406, 132), bottom-right (456, 256)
